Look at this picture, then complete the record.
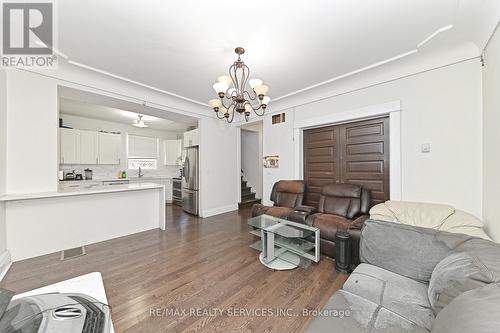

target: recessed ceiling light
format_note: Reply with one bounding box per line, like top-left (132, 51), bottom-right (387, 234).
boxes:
top-left (132, 115), bottom-right (148, 128)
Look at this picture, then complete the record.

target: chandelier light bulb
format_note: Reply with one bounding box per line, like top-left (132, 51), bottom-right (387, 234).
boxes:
top-left (249, 78), bottom-right (263, 89)
top-left (208, 99), bottom-right (222, 108)
top-left (244, 104), bottom-right (253, 112)
top-left (213, 82), bottom-right (228, 94)
top-left (253, 84), bottom-right (269, 96)
top-left (261, 96), bottom-right (271, 105)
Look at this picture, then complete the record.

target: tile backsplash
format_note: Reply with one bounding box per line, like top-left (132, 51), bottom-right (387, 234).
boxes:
top-left (60, 164), bottom-right (181, 180)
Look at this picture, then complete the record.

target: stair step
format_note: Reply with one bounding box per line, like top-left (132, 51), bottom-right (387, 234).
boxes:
top-left (239, 198), bottom-right (261, 208)
top-left (242, 192), bottom-right (256, 201)
top-left (241, 186), bottom-right (251, 194)
top-left (241, 180), bottom-right (247, 187)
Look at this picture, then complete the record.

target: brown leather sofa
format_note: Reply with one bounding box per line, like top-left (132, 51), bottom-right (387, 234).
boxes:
top-left (251, 180), bottom-right (306, 218)
top-left (289, 183), bottom-right (371, 263)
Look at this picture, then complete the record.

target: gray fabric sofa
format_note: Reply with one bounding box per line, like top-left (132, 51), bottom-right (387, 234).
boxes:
top-left (307, 219), bottom-right (500, 333)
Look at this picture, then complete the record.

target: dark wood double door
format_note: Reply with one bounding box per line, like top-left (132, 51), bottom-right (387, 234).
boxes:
top-left (303, 117), bottom-right (390, 207)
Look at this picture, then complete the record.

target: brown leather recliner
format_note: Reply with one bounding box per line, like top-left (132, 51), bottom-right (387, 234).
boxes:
top-left (251, 180), bottom-right (306, 218)
top-left (296, 183), bottom-right (371, 263)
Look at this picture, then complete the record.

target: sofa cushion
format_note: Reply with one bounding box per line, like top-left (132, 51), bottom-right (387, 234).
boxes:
top-left (310, 213), bottom-right (351, 241)
top-left (428, 237), bottom-right (500, 314)
top-left (431, 283), bottom-right (500, 333)
top-left (275, 180), bottom-right (305, 193)
top-left (360, 220), bottom-right (471, 283)
top-left (306, 289), bottom-right (430, 333)
top-left (319, 184), bottom-right (367, 219)
top-left (264, 206), bottom-right (293, 218)
top-left (369, 201), bottom-right (491, 240)
top-left (306, 290), bottom-right (378, 333)
top-left (344, 264), bottom-right (434, 331)
top-left (370, 201), bottom-right (454, 228)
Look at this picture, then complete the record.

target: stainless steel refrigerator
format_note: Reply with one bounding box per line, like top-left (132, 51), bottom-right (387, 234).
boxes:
top-left (182, 147), bottom-right (199, 215)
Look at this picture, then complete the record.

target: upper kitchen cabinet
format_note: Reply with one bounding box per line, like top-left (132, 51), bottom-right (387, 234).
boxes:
top-left (60, 128), bottom-right (81, 164)
top-left (98, 132), bottom-right (121, 164)
top-left (183, 128), bottom-right (199, 148)
top-left (164, 139), bottom-right (182, 165)
top-left (80, 130), bottom-right (99, 164)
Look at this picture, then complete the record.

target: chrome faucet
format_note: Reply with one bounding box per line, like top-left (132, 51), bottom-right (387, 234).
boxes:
top-left (138, 166), bottom-right (144, 178)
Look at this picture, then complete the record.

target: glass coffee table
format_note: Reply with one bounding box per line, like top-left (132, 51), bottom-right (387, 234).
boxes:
top-left (248, 214), bottom-right (320, 270)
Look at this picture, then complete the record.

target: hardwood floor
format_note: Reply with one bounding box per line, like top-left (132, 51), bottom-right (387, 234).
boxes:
top-left (0, 205), bottom-right (347, 333)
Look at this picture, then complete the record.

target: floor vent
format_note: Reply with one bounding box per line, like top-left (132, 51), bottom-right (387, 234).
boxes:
top-left (61, 246), bottom-right (86, 260)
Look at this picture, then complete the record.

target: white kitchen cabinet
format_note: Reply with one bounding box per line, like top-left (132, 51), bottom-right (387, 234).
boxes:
top-left (98, 132), bottom-right (121, 165)
top-left (60, 128), bottom-right (80, 164)
top-left (164, 139), bottom-right (182, 165)
top-left (183, 128), bottom-right (199, 147)
top-left (80, 130), bottom-right (99, 164)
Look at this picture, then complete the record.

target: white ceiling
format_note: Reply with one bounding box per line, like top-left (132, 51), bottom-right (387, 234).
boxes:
top-left (59, 88), bottom-right (197, 131)
top-left (58, 0), bottom-right (500, 105)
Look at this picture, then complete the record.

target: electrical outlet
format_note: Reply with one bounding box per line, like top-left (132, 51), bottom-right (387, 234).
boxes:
top-left (421, 143), bottom-right (431, 153)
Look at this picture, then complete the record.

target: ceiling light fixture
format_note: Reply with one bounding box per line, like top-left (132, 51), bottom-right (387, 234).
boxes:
top-left (209, 47), bottom-right (270, 123)
top-left (132, 114), bottom-right (148, 128)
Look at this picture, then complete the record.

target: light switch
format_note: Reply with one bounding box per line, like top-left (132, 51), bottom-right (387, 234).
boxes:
top-left (421, 143), bottom-right (431, 153)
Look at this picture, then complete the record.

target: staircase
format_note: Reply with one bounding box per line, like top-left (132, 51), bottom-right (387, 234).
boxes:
top-left (239, 175), bottom-right (261, 208)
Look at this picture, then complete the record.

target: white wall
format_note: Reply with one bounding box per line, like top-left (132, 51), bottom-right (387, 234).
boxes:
top-left (59, 114), bottom-right (182, 179)
top-left (0, 70), bottom-right (9, 279)
top-left (482, 27), bottom-right (500, 241)
top-left (199, 117), bottom-right (239, 217)
top-left (5, 69), bottom-right (59, 194)
top-left (262, 110), bottom-right (296, 205)
top-left (241, 129), bottom-right (262, 199)
top-left (0, 70), bottom-right (6, 195)
top-left (263, 59), bottom-right (484, 218)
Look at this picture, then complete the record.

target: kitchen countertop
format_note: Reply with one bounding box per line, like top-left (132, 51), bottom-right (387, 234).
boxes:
top-left (59, 176), bottom-right (176, 183)
top-left (0, 182), bottom-right (164, 202)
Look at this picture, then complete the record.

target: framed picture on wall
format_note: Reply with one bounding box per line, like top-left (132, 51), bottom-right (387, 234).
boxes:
top-left (263, 155), bottom-right (279, 168)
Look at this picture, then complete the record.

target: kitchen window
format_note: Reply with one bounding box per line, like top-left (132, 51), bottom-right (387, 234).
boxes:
top-left (127, 134), bottom-right (159, 169)
top-left (128, 158), bottom-right (157, 170)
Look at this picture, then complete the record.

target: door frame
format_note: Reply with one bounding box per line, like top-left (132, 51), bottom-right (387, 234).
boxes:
top-left (293, 100), bottom-right (402, 200)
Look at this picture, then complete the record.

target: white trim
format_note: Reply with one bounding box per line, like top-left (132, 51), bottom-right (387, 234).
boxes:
top-left (293, 127), bottom-right (303, 180)
top-left (201, 204), bottom-right (239, 218)
top-left (389, 112), bottom-right (402, 200)
top-left (67, 60), bottom-right (208, 106)
top-left (0, 250), bottom-right (12, 282)
top-left (236, 127), bottom-right (242, 203)
top-left (274, 51), bottom-right (417, 102)
top-left (293, 100), bottom-right (402, 201)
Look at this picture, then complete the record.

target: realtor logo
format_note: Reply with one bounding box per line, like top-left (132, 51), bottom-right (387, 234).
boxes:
top-left (1, 1), bottom-right (57, 68)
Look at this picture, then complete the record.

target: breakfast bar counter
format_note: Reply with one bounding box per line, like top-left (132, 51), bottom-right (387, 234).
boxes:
top-left (0, 183), bottom-right (166, 261)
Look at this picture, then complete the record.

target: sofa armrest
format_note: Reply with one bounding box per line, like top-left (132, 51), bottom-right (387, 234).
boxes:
top-left (293, 205), bottom-right (318, 214)
top-left (288, 206), bottom-right (317, 224)
top-left (350, 215), bottom-right (368, 230)
top-left (251, 203), bottom-right (269, 217)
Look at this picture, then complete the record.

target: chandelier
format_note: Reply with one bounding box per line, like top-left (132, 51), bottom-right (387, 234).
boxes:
top-left (208, 47), bottom-right (270, 123)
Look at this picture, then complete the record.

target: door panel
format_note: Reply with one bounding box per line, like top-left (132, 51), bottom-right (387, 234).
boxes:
top-left (340, 117), bottom-right (390, 206)
top-left (303, 117), bottom-right (390, 207)
top-left (303, 126), bottom-right (339, 207)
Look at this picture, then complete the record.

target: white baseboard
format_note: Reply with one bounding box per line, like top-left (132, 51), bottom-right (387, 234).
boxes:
top-left (201, 204), bottom-right (238, 218)
top-left (0, 250), bottom-right (12, 282)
